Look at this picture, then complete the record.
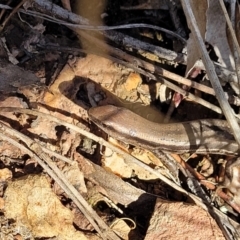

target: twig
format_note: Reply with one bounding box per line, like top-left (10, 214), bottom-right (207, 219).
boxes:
top-left (0, 0), bottom-right (11, 21)
top-left (0, 108), bottom-right (212, 197)
top-left (0, 4), bottom-right (186, 42)
top-left (92, 52), bottom-right (224, 114)
top-left (0, 0), bottom-right (28, 31)
top-left (181, 0), bottom-right (240, 147)
top-left (37, 43), bottom-right (223, 115)
top-left (79, 31), bottom-right (215, 96)
top-left (0, 1), bottom-right (239, 91)
top-left (181, 1), bottom-right (240, 238)
top-left (93, 50), bottom-right (222, 113)
top-left (160, 78), bottom-right (222, 114)
top-left (216, 188), bottom-right (240, 213)
top-left (0, 122), bottom-right (119, 240)
top-left (0, 106), bottom-right (238, 234)
top-left (41, 145), bottom-right (73, 164)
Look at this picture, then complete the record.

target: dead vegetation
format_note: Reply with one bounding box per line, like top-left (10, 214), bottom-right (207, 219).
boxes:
top-left (0, 0), bottom-right (240, 239)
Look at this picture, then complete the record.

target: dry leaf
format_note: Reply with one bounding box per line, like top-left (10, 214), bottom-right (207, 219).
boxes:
top-left (185, 0), bottom-right (208, 75)
top-left (0, 59), bottom-right (42, 93)
top-left (206, 0), bottom-right (234, 70)
top-left (86, 163), bottom-right (151, 206)
top-left (62, 162), bottom-right (87, 194)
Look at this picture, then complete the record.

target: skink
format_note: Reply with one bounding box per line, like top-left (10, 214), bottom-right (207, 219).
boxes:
top-left (88, 105), bottom-right (240, 156)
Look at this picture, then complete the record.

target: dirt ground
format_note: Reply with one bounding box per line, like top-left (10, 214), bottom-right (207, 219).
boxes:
top-left (0, 1), bottom-right (239, 240)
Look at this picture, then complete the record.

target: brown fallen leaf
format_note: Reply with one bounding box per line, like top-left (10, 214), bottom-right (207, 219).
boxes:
top-left (0, 59), bottom-right (42, 93)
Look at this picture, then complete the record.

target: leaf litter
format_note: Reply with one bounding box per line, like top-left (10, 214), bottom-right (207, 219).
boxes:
top-left (0, 0), bottom-right (240, 239)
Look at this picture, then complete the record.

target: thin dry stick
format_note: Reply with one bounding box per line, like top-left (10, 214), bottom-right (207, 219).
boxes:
top-left (0, 1), bottom-right (239, 95)
top-left (181, 1), bottom-right (240, 238)
top-left (0, 108), bottom-right (204, 195)
top-left (0, 0), bottom-right (28, 31)
top-left (0, 4), bottom-right (186, 42)
top-left (181, 0), bottom-right (240, 148)
top-left (0, 107), bottom-right (239, 235)
top-left (0, 0), bottom-right (11, 20)
top-left (41, 41), bottom-right (222, 114)
top-left (79, 31), bottom-right (216, 96)
top-left (0, 107), bottom-right (233, 215)
top-left (39, 42), bottom-right (226, 114)
top-left (103, 53), bottom-right (222, 113)
top-left (39, 42), bottom-right (223, 114)
top-left (160, 78), bottom-right (222, 114)
top-left (1, 1), bottom-right (239, 90)
top-left (40, 41), bottom-right (216, 97)
top-left (41, 145), bottom-right (73, 164)
top-left (0, 123), bottom-right (119, 240)
top-left (104, 52), bottom-right (224, 114)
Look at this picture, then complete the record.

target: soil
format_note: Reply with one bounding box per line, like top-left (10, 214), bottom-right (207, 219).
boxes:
top-left (0, 1), bottom-right (238, 240)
